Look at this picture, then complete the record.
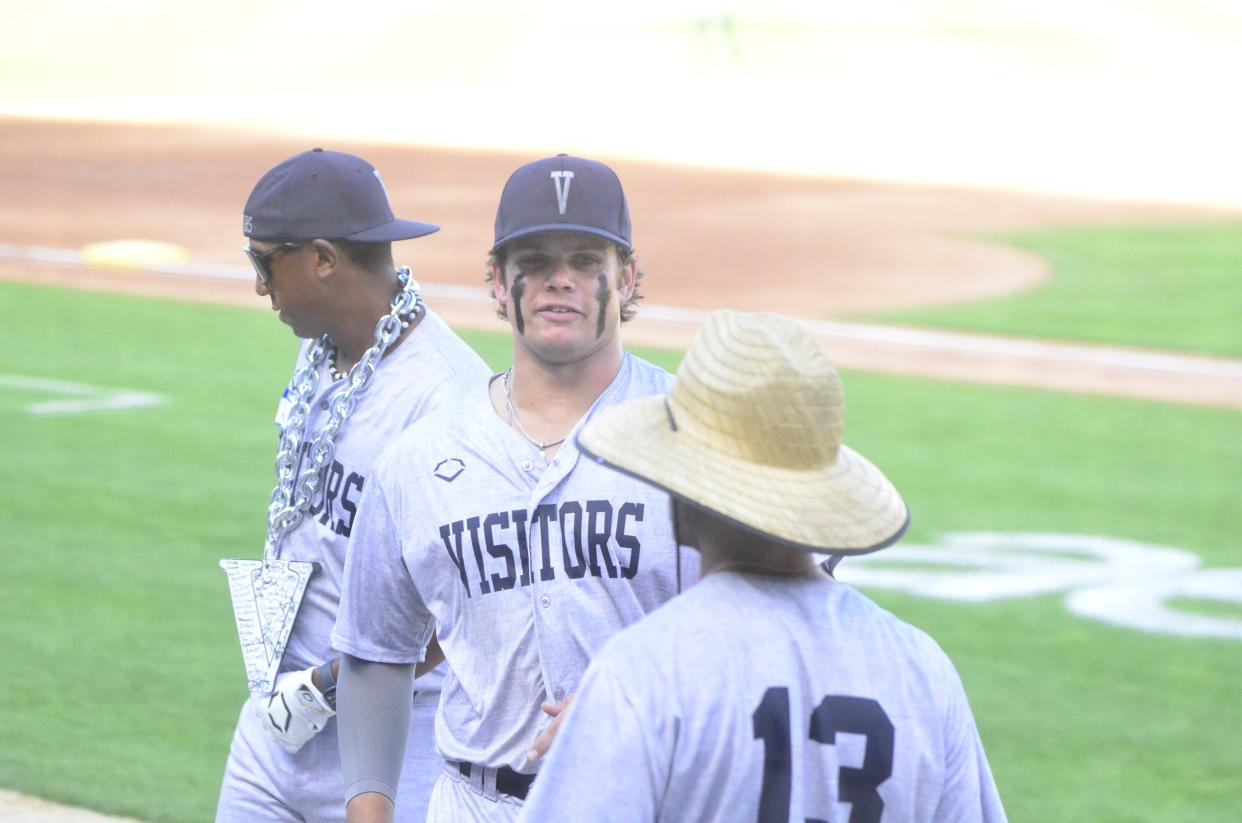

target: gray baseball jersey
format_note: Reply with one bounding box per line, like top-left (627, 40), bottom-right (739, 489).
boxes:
top-left (217, 307), bottom-right (491, 822)
top-left (332, 353), bottom-right (699, 775)
top-left (518, 570), bottom-right (1007, 823)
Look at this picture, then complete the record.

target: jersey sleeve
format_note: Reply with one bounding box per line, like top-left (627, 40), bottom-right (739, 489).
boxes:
top-left (331, 467), bottom-right (435, 664)
top-left (518, 656), bottom-right (668, 822)
top-left (932, 663), bottom-right (1008, 823)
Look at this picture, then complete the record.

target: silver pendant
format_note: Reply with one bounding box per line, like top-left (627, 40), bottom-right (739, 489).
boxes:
top-left (219, 558), bottom-right (318, 693)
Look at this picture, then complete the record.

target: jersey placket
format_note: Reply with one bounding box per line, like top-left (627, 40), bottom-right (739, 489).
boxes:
top-left (518, 438), bottom-right (584, 709)
top-left (519, 359), bottom-right (642, 708)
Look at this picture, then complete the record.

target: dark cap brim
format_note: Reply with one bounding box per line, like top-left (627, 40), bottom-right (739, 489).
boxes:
top-left (491, 223), bottom-right (632, 253)
top-left (346, 219), bottom-right (440, 242)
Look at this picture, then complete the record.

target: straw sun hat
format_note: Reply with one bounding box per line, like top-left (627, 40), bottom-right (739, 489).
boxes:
top-left (578, 310), bottom-right (909, 554)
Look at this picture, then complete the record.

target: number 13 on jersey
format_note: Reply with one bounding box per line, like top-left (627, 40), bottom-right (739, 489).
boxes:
top-left (752, 687), bottom-right (894, 823)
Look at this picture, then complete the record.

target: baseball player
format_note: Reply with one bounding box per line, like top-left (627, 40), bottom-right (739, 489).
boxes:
top-left (331, 154), bottom-right (697, 823)
top-left (216, 149), bottom-right (492, 823)
top-left (516, 310), bottom-right (1008, 822)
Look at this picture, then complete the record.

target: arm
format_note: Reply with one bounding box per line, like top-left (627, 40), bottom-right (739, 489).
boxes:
top-left (414, 633), bottom-right (444, 679)
top-left (331, 458), bottom-right (438, 820)
top-left (327, 637), bottom-right (440, 685)
top-left (932, 664), bottom-right (1008, 823)
top-left (332, 459), bottom-right (438, 666)
top-left (338, 654), bottom-right (416, 823)
top-left (311, 656), bottom-right (339, 692)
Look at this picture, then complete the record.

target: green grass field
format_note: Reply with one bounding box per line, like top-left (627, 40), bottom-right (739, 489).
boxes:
top-left (1, 280), bottom-right (1239, 822)
top-left (867, 223), bottom-right (1242, 357)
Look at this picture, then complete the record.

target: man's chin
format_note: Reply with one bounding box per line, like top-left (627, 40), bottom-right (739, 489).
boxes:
top-left (520, 333), bottom-right (613, 366)
top-left (278, 314), bottom-right (315, 340)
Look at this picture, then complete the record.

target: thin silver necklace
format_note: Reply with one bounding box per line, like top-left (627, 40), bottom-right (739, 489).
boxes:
top-left (502, 368), bottom-right (567, 460)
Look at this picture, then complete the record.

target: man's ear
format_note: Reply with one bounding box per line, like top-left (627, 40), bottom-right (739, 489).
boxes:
top-left (617, 254), bottom-right (638, 301)
top-left (311, 239), bottom-right (341, 281)
top-left (491, 263), bottom-right (509, 307)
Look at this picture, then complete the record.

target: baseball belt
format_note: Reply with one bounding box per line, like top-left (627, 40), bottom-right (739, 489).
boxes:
top-left (447, 760), bottom-right (536, 800)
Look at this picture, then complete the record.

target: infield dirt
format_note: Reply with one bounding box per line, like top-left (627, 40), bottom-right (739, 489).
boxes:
top-left (5, 118), bottom-right (1240, 411)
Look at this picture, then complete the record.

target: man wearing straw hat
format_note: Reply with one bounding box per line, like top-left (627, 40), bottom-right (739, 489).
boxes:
top-left (516, 310), bottom-right (1008, 822)
top-left (332, 154), bottom-right (696, 822)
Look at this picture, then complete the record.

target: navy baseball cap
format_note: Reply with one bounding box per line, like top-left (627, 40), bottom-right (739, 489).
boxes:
top-left (492, 154), bottom-right (631, 252)
top-left (243, 148), bottom-right (439, 242)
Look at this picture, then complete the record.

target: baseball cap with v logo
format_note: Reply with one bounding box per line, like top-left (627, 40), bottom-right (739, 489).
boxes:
top-left (492, 153), bottom-right (632, 252)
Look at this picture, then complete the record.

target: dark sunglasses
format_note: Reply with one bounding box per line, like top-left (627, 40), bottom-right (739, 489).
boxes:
top-left (243, 242), bottom-right (303, 286)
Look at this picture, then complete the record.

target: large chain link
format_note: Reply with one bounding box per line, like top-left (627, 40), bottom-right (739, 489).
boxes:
top-left (263, 267), bottom-right (422, 560)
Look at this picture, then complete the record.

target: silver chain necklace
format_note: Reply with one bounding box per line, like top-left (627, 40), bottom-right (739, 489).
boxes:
top-left (502, 368), bottom-right (567, 460)
top-left (264, 266), bottom-right (422, 561)
top-left (222, 267), bottom-right (423, 694)
top-left (327, 309), bottom-right (417, 382)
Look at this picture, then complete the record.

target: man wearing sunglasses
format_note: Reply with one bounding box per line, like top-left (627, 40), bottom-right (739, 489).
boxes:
top-left (217, 148), bottom-right (491, 823)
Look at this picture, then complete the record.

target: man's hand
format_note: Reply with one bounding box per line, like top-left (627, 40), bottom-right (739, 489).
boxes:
top-left (526, 692), bottom-right (575, 763)
top-left (255, 666), bottom-right (336, 754)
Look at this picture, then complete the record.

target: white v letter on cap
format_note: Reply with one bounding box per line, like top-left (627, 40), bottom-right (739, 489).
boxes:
top-left (550, 170), bottom-right (575, 215)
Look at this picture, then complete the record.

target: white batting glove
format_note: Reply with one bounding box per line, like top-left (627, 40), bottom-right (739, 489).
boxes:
top-left (254, 666), bottom-right (336, 754)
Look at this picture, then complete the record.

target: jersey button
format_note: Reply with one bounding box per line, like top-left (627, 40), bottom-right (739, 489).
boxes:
top-left (553, 688), bottom-right (565, 702)
top-left (521, 460), bottom-right (534, 472)
top-left (539, 594), bottom-right (551, 609)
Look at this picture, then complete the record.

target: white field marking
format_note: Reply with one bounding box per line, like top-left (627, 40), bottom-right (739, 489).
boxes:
top-left (5, 242), bottom-right (1242, 385)
top-left (841, 532), bottom-right (1242, 641)
top-left (0, 375), bottom-right (167, 415)
top-left (1067, 569), bottom-right (1242, 641)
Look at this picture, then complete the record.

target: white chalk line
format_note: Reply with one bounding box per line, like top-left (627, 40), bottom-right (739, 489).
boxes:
top-left (0, 374), bottom-right (167, 415)
top-left (3, 242), bottom-right (1241, 384)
